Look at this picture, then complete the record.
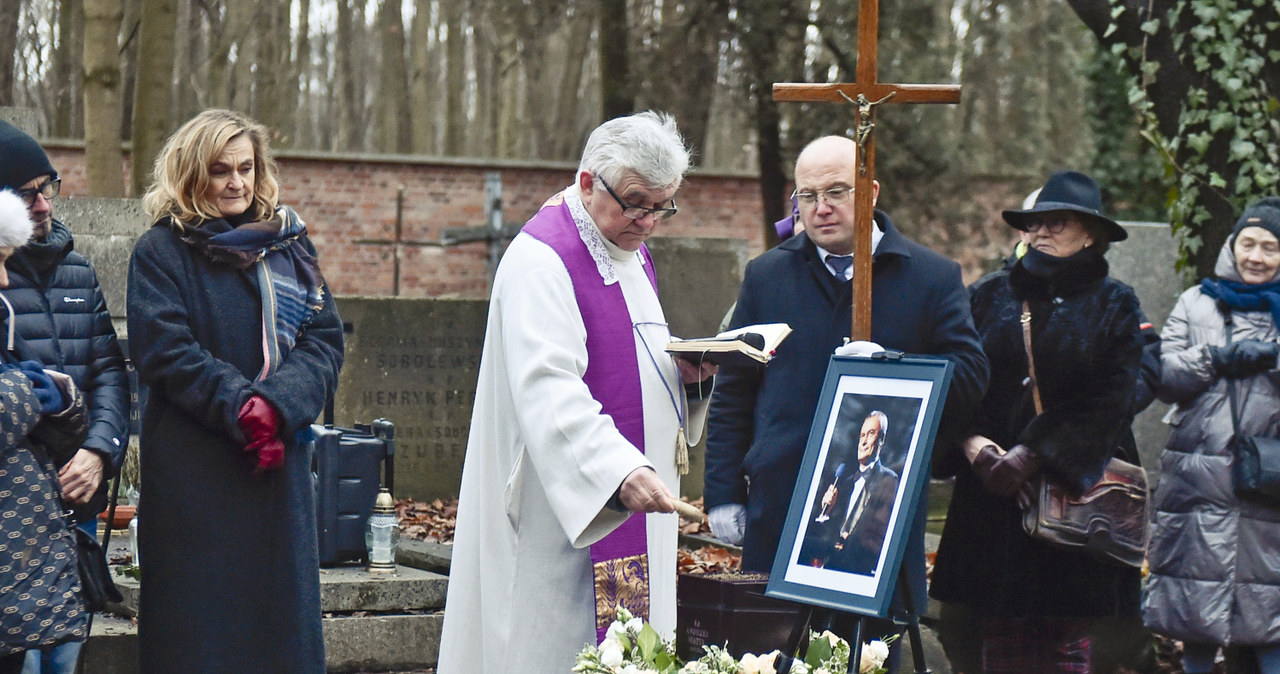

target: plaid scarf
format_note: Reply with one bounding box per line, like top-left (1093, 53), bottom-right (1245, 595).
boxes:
top-left (175, 206), bottom-right (326, 380)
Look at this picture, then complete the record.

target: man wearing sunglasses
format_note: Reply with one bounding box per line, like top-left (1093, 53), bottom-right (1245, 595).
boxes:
top-left (0, 120), bottom-right (129, 674)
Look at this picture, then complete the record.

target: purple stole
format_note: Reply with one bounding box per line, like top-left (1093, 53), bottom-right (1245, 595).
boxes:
top-left (522, 192), bottom-right (659, 643)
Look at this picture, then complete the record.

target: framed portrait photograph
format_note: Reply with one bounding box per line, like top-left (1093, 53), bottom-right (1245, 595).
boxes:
top-left (765, 355), bottom-right (953, 618)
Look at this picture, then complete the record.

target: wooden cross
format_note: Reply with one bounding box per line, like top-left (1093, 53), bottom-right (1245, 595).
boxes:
top-left (773, 0), bottom-right (960, 341)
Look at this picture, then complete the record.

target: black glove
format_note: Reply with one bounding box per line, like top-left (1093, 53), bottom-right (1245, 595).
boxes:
top-left (972, 444), bottom-right (1041, 497)
top-left (1210, 340), bottom-right (1279, 379)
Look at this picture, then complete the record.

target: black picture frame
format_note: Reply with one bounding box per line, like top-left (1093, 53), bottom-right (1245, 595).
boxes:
top-left (765, 355), bottom-right (953, 618)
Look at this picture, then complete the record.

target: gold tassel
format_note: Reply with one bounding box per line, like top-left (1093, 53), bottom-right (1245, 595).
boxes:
top-left (676, 427), bottom-right (689, 476)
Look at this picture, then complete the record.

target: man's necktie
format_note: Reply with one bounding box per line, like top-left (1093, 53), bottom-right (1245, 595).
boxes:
top-left (826, 254), bottom-right (853, 279)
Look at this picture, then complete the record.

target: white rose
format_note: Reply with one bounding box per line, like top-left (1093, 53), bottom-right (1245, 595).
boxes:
top-left (625, 617), bottom-right (644, 634)
top-left (858, 639), bottom-right (891, 673)
top-left (606, 621), bottom-right (626, 642)
top-left (599, 639), bottom-right (625, 668)
top-left (740, 653), bottom-right (762, 674)
top-left (756, 651), bottom-right (780, 674)
top-left (820, 630), bottom-right (841, 647)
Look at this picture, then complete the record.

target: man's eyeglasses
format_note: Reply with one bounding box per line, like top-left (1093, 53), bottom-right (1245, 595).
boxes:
top-left (792, 185), bottom-right (852, 209)
top-left (1024, 215), bottom-right (1077, 235)
top-left (15, 178), bottom-right (60, 208)
top-left (595, 174), bottom-right (678, 221)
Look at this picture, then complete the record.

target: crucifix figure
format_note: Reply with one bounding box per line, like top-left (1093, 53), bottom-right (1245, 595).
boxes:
top-left (773, 0), bottom-right (960, 341)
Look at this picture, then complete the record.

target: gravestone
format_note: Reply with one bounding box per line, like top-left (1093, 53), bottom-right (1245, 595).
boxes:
top-left (57, 196), bottom-right (147, 335)
top-left (0, 106), bottom-right (40, 135)
top-left (332, 297), bottom-right (487, 500)
top-left (1107, 222), bottom-right (1184, 480)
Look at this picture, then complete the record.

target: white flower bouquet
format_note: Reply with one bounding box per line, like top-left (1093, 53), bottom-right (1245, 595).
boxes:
top-left (573, 607), bottom-right (895, 674)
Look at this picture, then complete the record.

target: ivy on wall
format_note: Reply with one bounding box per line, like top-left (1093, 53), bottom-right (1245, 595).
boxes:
top-left (1106, 0), bottom-right (1280, 273)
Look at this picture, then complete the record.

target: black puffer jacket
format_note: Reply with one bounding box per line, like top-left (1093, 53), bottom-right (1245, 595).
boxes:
top-left (4, 220), bottom-right (130, 522)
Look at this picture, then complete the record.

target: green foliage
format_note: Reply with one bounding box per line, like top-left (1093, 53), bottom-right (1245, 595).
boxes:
top-left (1107, 0), bottom-right (1280, 272)
top-left (1087, 46), bottom-right (1168, 222)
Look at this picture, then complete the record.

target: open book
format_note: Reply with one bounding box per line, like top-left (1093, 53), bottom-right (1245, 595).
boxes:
top-left (665, 323), bottom-right (792, 367)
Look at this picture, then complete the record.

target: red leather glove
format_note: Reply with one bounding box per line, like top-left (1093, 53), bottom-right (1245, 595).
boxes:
top-left (972, 444), bottom-right (1041, 497)
top-left (237, 395), bottom-right (285, 473)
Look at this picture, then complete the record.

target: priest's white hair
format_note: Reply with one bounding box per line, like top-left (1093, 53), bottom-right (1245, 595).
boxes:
top-left (0, 190), bottom-right (32, 248)
top-left (577, 111), bottom-right (690, 191)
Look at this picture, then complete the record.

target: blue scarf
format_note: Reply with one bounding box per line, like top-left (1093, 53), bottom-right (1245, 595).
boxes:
top-left (1200, 276), bottom-right (1280, 327)
top-left (175, 206), bottom-right (326, 381)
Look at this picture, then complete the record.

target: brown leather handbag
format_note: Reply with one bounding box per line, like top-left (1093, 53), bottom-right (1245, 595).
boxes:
top-left (1018, 301), bottom-right (1150, 568)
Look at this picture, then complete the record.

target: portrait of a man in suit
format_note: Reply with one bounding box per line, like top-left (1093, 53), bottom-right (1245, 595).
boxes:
top-left (799, 410), bottom-right (900, 576)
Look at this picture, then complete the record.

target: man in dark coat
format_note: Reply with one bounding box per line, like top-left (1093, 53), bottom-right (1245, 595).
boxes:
top-left (0, 121), bottom-right (129, 541)
top-left (705, 135), bottom-right (988, 621)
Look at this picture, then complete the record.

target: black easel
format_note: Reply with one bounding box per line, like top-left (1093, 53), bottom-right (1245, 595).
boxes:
top-left (775, 570), bottom-right (931, 674)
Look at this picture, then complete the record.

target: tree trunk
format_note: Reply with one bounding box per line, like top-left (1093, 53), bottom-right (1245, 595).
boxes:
top-left (442, 0), bottom-right (467, 156)
top-left (408, 0), bottom-right (439, 154)
top-left (118, 0), bottom-right (141, 141)
top-left (84, 0), bottom-right (126, 197)
top-left (51, 0), bottom-right (79, 137)
top-left (598, 0), bottom-right (631, 120)
top-left (376, 0), bottom-right (411, 153)
top-left (0, 2), bottom-right (19, 106)
top-left (335, 0), bottom-right (366, 150)
top-left (131, 0), bottom-right (179, 196)
top-left (295, 0), bottom-right (314, 148)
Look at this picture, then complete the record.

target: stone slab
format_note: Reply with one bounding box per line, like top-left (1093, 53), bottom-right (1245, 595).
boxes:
top-left (323, 612), bottom-right (443, 673)
top-left (80, 614), bottom-right (139, 674)
top-left (396, 538), bottom-right (453, 575)
top-left (1108, 222), bottom-right (1183, 484)
top-left (79, 611), bottom-right (445, 674)
top-left (333, 297), bottom-right (487, 501)
top-left (110, 563), bottom-right (446, 616)
top-left (319, 564), bottom-right (448, 612)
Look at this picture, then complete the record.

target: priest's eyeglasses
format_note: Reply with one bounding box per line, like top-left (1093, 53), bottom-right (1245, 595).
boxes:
top-left (793, 185), bottom-right (852, 209)
top-left (595, 174), bottom-right (678, 221)
top-left (15, 178), bottom-right (60, 208)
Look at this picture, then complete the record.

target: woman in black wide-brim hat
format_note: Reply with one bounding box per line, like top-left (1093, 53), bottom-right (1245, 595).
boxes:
top-left (931, 171), bottom-right (1145, 673)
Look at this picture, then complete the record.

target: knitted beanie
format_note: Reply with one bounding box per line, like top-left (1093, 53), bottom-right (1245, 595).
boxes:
top-left (0, 120), bottom-right (56, 190)
top-left (1232, 196), bottom-right (1280, 242)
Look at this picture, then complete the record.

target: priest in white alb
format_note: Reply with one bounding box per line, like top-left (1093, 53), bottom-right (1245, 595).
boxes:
top-left (437, 111), bottom-right (717, 674)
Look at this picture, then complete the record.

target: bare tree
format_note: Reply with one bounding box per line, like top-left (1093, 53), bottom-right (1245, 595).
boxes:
top-left (376, 0), bottom-right (411, 152)
top-left (442, 0), bottom-right (466, 155)
top-left (598, 0), bottom-right (630, 120)
top-left (51, 0), bottom-right (81, 137)
top-left (408, 0), bottom-right (440, 154)
top-left (131, 0), bottom-right (179, 196)
top-left (0, 2), bottom-right (19, 105)
top-left (84, 0), bottom-right (126, 196)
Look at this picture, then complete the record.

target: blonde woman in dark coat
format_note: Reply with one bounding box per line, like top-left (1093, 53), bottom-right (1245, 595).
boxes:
top-left (1144, 198), bottom-right (1280, 674)
top-left (127, 110), bottom-right (343, 674)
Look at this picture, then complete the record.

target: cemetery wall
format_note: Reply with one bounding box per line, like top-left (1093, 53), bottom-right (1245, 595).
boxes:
top-left (43, 142), bottom-right (767, 299)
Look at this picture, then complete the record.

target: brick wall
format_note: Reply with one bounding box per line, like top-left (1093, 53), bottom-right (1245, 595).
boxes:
top-left (45, 144), bottom-right (768, 298)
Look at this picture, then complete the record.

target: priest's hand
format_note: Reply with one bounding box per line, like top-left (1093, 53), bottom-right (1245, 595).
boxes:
top-left (617, 467), bottom-right (676, 514)
top-left (675, 357), bottom-right (718, 385)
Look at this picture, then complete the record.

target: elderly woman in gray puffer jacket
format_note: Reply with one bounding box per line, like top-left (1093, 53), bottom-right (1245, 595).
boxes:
top-left (1144, 197), bottom-right (1280, 674)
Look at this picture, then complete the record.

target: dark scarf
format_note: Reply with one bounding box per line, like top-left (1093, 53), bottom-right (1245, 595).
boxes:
top-left (1010, 245), bottom-right (1109, 300)
top-left (1200, 276), bottom-right (1280, 327)
top-left (172, 206), bottom-right (326, 381)
top-left (11, 221), bottom-right (72, 283)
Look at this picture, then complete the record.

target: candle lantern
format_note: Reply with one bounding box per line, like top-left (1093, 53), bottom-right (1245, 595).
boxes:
top-left (365, 488), bottom-right (399, 572)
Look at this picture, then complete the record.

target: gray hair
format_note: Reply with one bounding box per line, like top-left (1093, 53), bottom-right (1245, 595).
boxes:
top-left (577, 111), bottom-right (690, 190)
top-left (867, 410), bottom-right (888, 454)
top-left (0, 190), bottom-right (33, 248)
